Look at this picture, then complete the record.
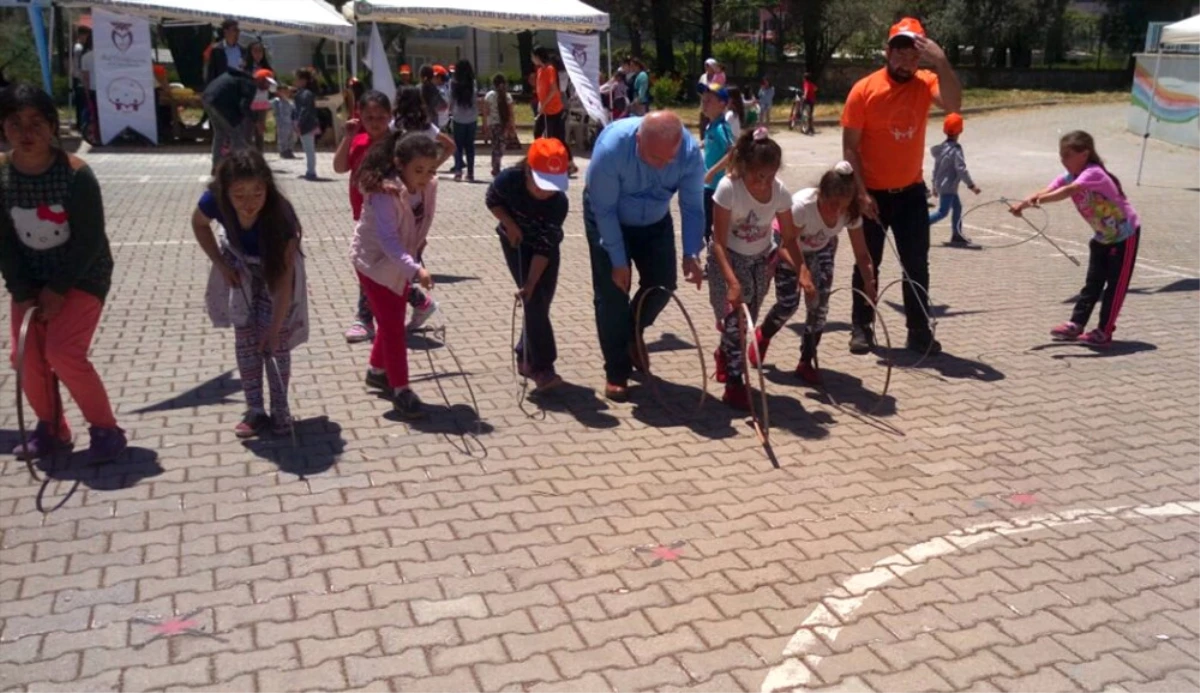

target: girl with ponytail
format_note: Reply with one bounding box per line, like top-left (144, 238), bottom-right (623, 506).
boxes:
top-left (1012, 130), bottom-right (1141, 346)
top-left (750, 160), bottom-right (878, 385)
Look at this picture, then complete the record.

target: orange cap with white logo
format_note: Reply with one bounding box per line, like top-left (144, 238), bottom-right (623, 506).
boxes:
top-left (528, 138), bottom-right (570, 192)
top-left (888, 17), bottom-right (926, 43)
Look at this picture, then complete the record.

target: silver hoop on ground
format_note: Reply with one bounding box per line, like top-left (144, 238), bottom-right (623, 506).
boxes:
top-left (264, 353), bottom-right (299, 450)
top-left (738, 303), bottom-right (770, 446)
top-left (633, 286), bottom-right (709, 417)
top-left (817, 286), bottom-right (893, 417)
top-left (15, 306), bottom-right (82, 513)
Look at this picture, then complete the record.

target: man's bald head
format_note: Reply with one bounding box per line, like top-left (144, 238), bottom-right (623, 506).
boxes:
top-left (636, 110), bottom-right (684, 169)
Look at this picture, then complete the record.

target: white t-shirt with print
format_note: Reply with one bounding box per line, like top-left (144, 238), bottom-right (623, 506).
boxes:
top-left (713, 176), bottom-right (792, 256)
top-left (791, 187), bottom-right (862, 252)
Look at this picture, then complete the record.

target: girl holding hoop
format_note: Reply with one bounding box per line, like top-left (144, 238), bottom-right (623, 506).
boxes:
top-left (751, 162), bottom-right (878, 384)
top-left (707, 127), bottom-right (801, 410)
top-left (1011, 130), bottom-right (1140, 347)
top-left (0, 84), bottom-right (126, 463)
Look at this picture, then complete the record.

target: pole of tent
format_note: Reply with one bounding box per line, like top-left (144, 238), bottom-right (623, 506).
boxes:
top-left (48, 5), bottom-right (56, 82)
top-left (351, 26), bottom-right (359, 78)
top-left (1135, 46), bottom-right (1163, 186)
top-left (472, 28), bottom-right (479, 77)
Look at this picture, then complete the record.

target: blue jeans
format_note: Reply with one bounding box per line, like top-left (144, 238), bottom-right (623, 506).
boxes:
top-left (452, 121), bottom-right (477, 177)
top-left (929, 192), bottom-right (963, 238)
top-left (300, 132), bottom-right (317, 177)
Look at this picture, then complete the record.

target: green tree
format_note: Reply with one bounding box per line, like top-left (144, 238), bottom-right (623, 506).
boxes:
top-left (713, 39), bottom-right (758, 76)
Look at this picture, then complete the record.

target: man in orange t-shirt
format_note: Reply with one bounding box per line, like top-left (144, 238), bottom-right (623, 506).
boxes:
top-left (841, 17), bottom-right (961, 357)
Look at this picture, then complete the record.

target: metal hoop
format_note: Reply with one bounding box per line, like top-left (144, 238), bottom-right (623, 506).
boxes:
top-left (876, 276), bottom-right (938, 368)
top-left (738, 303), bottom-right (770, 446)
top-left (817, 286), bottom-right (894, 417)
top-left (633, 286), bottom-right (709, 417)
top-left (15, 306), bottom-right (81, 513)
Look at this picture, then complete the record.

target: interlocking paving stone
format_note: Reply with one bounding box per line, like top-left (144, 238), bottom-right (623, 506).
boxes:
top-left (0, 103), bottom-right (1197, 691)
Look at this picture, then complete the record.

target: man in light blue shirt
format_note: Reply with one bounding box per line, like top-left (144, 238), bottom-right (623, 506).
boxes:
top-left (584, 111), bottom-right (706, 401)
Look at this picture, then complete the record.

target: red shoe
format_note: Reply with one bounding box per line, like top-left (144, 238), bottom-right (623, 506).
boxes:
top-left (722, 382), bottom-right (751, 411)
top-left (713, 348), bottom-right (728, 383)
top-left (747, 327), bottom-right (770, 368)
top-left (795, 360), bottom-right (822, 386)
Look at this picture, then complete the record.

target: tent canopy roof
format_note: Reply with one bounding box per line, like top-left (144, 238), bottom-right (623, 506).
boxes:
top-left (347, 0), bottom-right (609, 33)
top-left (1162, 14), bottom-right (1200, 46)
top-left (63, 0), bottom-right (355, 39)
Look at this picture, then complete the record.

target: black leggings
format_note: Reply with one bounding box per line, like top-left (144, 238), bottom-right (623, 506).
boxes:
top-left (541, 111), bottom-right (574, 162)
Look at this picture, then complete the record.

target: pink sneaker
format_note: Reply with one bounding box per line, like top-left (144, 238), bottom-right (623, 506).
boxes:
top-left (1050, 321), bottom-right (1083, 341)
top-left (1077, 328), bottom-right (1112, 347)
top-left (345, 320), bottom-right (374, 343)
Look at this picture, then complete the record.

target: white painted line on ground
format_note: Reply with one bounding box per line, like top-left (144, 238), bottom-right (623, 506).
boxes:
top-left (761, 501), bottom-right (1200, 693)
top-left (964, 223), bottom-right (1198, 279)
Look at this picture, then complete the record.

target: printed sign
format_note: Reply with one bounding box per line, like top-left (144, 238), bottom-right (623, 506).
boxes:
top-left (93, 9), bottom-right (157, 145)
top-left (556, 31), bottom-right (608, 126)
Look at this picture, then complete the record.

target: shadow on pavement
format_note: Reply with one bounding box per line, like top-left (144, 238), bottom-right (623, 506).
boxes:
top-left (241, 415), bottom-right (345, 479)
top-left (131, 370), bottom-right (243, 413)
top-left (884, 349), bottom-right (1007, 382)
top-left (527, 382), bottom-right (621, 429)
top-left (1028, 340), bottom-right (1158, 359)
top-left (765, 365), bottom-right (898, 418)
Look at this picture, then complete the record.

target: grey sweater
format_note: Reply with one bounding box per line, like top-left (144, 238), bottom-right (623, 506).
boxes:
top-left (930, 139), bottom-right (975, 195)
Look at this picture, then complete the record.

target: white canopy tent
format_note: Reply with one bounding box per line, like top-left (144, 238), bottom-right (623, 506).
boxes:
top-left (1136, 14), bottom-right (1200, 184)
top-left (344, 0), bottom-right (609, 33)
top-left (62, 0), bottom-right (356, 39)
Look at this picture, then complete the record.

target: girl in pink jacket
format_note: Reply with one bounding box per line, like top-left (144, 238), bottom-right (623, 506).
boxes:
top-left (350, 132), bottom-right (440, 418)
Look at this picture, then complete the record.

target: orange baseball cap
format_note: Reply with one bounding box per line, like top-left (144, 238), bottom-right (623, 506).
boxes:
top-left (399, 64), bottom-right (411, 75)
top-left (432, 64), bottom-right (448, 76)
top-left (254, 68), bottom-right (274, 80)
top-left (528, 138), bottom-right (570, 192)
top-left (888, 17), bottom-right (925, 43)
top-left (943, 113), bottom-right (963, 135)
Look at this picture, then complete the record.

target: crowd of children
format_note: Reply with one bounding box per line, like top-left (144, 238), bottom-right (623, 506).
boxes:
top-left (1, 69), bottom-right (1147, 457)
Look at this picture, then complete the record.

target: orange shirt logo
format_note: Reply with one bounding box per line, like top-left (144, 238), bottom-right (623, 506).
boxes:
top-left (841, 68), bottom-right (939, 190)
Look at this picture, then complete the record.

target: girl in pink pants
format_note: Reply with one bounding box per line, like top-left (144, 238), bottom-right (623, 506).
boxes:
top-left (0, 84), bottom-right (126, 464)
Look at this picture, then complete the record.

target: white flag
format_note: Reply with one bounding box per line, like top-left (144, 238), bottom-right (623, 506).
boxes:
top-left (366, 23), bottom-right (395, 107)
top-left (92, 10), bottom-right (157, 145)
top-left (556, 31), bottom-right (608, 126)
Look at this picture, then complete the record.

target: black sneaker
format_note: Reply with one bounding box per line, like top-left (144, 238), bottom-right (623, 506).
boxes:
top-left (235, 412), bottom-right (271, 439)
top-left (392, 388), bottom-right (426, 419)
top-left (848, 325), bottom-right (876, 355)
top-left (365, 370), bottom-right (389, 390)
top-left (906, 330), bottom-right (943, 356)
top-left (949, 234), bottom-right (971, 245)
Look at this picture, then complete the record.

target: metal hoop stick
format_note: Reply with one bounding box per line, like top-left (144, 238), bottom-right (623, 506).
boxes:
top-left (738, 303), bottom-right (769, 446)
top-left (816, 286), bottom-right (894, 416)
top-left (510, 295), bottom-right (545, 420)
top-left (997, 197), bottom-right (1081, 266)
top-left (633, 286), bottom-right (709, 416)
top-left (415, 321), bottom-right (485, 457)
top-left (263, 353), bottom-right (298, 449)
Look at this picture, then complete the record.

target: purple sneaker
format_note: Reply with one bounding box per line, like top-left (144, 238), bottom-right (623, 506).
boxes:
top-left (13, 421), bottom-right (71, 461)
top-left (1050, 321), bottom-right (1083, 341)
top-left (87, 426), bottom-right (128, 464)
top-left (1077, 328), bottom-right (1112, 347)
top-left (344, 320), bottom-right (374, 344)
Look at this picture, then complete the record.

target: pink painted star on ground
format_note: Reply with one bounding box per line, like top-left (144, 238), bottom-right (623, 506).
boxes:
top-left (650, 545), bottom-right (683, 562)
top-left (150, 616), bottom-right (199, 636)
top-left (1008, 493), bottom-right (1038, 506)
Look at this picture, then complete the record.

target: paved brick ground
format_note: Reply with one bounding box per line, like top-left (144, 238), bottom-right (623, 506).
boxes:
top-left (1, 103), bottom-right (1197, 692)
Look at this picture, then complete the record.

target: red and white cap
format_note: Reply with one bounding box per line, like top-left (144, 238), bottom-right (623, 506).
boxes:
top-left (528, 138), bottom-right (570, 192)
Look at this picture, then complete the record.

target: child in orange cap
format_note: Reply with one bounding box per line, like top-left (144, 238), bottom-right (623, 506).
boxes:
top-left (487, 137), bottom-right (570, 394)
top-left (929, 112), bottom-right (981, 244)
